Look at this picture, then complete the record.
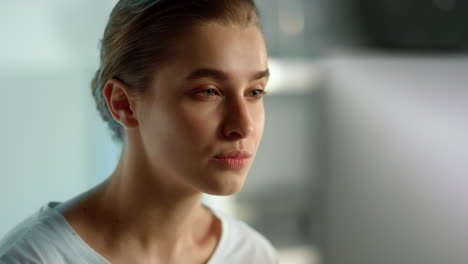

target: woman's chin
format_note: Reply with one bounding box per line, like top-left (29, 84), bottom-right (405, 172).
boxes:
top-left (200, 173), bottom-right (247, 196)
top-left (204, 187), bottom-right (242, 196)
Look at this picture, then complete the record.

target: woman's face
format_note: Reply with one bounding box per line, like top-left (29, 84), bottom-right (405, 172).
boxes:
top-left (135, 22), bottom-right (269, 196)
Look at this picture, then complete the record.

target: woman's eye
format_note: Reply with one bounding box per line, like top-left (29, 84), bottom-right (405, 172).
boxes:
top-left (248, 89), bottom-right (267, 98)
top-left (198, 88), bottom-right (219, 97)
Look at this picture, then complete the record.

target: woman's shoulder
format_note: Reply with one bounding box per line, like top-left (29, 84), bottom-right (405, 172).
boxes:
top-left (0, 203), bottom-right (61, 262)
top-left (0, 202), bottom-right (104, 264)
top-left (206, 206), bottom-right (279, 264)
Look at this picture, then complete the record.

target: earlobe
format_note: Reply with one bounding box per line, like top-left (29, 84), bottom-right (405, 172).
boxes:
top-left (103, 79), bottom-right (139, 128)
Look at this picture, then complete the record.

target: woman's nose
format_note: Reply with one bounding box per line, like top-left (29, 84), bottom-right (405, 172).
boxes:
top-left (222, 98), bottom-right (254, 140)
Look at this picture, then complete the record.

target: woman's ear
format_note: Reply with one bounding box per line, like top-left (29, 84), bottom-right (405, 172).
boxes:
top-left (103, 79), bottom-right (139, 128)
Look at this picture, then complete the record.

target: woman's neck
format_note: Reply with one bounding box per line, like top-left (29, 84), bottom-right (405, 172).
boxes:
top-left (64, 146), bottom-right (221, 263)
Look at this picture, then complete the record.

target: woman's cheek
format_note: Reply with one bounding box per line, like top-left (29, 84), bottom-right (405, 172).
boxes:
top-left (175, 106), bottom-right (217, 136)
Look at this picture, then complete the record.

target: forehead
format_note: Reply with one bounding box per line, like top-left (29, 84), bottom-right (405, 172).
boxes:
top-left (165, 22), bottom-right (268, 78)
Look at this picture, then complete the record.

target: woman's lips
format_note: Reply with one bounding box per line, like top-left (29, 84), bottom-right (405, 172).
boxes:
top-left (213, 157), bottom-right (250, 169)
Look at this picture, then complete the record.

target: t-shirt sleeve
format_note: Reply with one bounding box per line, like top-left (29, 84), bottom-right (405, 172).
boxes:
top-left (0, 223), bottom-right (75, 264)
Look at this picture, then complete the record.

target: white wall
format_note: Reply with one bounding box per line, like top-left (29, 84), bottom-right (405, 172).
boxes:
top-left (325, 54), bottom-right (468, 264)
top-left (0, 0), bottom-right (117, 238)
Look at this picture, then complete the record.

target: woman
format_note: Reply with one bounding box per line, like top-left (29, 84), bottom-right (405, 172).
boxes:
top-left (0, 0), bottom-right (277, 263)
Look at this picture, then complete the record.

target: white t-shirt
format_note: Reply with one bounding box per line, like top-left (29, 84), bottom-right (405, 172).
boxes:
top-left (0, 192), bottom-right (279, 264)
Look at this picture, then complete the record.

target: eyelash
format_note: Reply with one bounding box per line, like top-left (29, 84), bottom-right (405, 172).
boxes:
top-left (196, 88), bottom-right (267, 99)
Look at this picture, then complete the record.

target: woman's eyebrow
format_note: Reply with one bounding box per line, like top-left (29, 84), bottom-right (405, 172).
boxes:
top-left (185, 68), bottom-right (228, 81)
top-left (252, 69), bottom-right (270, 81)
top-left (185, 68), bottom-right (270, 82)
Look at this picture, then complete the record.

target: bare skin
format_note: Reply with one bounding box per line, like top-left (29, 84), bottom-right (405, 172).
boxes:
top-left (64, 170), bottom-right (222, 264)
top-left (63, 22), bottom-right (269, 264)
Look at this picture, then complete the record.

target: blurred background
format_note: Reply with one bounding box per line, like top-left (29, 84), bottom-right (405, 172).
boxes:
top-left (1, 1), bottom-right (468, 264)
